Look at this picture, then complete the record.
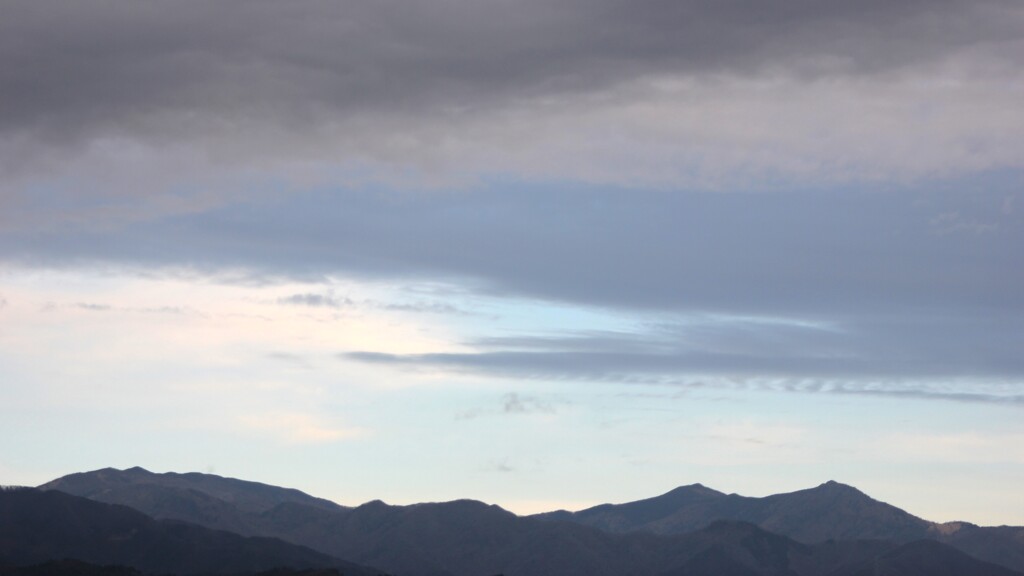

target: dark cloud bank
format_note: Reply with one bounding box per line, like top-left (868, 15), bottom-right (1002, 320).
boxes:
top-left (7, 185), bottom-right (1019, 314)
top-left (2, 1), bottom-right (1022, 398)
top-left (1, 1), bottom-right (1015, 133)
top-left (1, 0), bottom-right (1020, 167)
top-left (4, 174), bottom-right (1021, 398)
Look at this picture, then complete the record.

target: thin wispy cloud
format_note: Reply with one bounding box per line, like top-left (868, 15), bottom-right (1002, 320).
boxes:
top-left (263, 352), bottom-right (314, 370)
top-left (278, 293), bottom-right (354, 309)
top-left (75, 302), bottom-right (112, 312)
top-left (455, 393), bottom-right (558, 421)
top-left (278, 290), bottom-right (474, 317)
top-left (488, 460), bottom-right (515, 474)
top-left (345, 310), bottom-right (1024, 388)
top-left (501, 393), bottom-right (554, 415)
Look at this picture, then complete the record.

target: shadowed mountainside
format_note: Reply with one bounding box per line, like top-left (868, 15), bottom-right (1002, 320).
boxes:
top-left (0, 489), bottom-right (380, 576)
top-left (0, 561), bottom-right (352, 576)
top-left (9, 486), bottom-right (1011, 576)
top-left (534, 480), bottom-right (930, 542)
top-left (927, 523), bottom-right (1024, 575)
top-left (36, 468), bottom-right (1024, 576)
top-left (0, 560), bottom-right (143, 576)
top-left (534, 480), bottom-right (1024, 572)
top-left (829, 539), bottom-right (1021, 576)
top-left (39, 467), bottom-right (344, 537)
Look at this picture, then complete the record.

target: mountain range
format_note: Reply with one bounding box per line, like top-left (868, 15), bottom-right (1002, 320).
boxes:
top-left (7, 467), bottom-right (1022, 576)
top-left (0, 487), bottom-right (378, 576)
top-left (531, 480), bottom-right (1024, 571)
top-left (532, 480), bottom-right (926, 541)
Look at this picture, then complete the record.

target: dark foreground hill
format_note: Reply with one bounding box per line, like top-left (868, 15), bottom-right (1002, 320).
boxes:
top-left (0, 489), bottom-right (380, 576)
top-left (830, 539), bottom-right (1021, 576)
top-left (0, 559), bottom-right (143, 576)
top-left (0, 561), bottom-right (350, 576)
top-left (32, 468), bottom-right (1024, 576)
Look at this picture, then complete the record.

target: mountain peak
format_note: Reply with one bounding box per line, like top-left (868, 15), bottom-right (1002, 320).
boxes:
top-left (815, 480), bottom-right (860, 493)
top-left (664, 483), bottom-right (725, 498)
top-left (40, 466), bottom-right (347, 520)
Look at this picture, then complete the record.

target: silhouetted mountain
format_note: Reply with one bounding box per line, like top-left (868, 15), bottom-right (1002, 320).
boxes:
top-left (39, 468), bottom-right (1024, 576)
top-left (273, 506), bottom-right (986, 576)
top-left (283, 497), bottom-right (654, 576)
top-left (0, 561), bottom-right (354, 576)
top-left (831, 539), bottom-right (1021, 576)
top-left (928, 523), bottom-right (1024, 575)
top-left (538, 483), bottom-right (725, 533)
top-left (39, 467), bottom-right (344, 537)
top-left (0, 559), bottom-right (143, 576)
top-left (532, 480), bottom-right (1024, 571)
top-left (535, 480), bottom-right (929, 542)
top-left (0, 489), bottom-right (379, 576)
top-left (656, 520), bottom-right (806, 576)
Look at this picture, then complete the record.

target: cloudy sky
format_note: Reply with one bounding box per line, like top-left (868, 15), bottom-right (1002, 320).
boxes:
top-left (1, 0), bottom-right (1022, 524)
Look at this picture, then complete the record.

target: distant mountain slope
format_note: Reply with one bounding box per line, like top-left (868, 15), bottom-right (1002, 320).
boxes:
top-left (534, 480), bottom-right (929, 542)
top-left (831, 539), bottom-right (1020, 576)
top-left (39, 468), bottom-right (1024, 576)
top-left (234, 500), bottom-right (1011, 576)
top-left (930, 523), bottom-right (1024, 575)
top-left (538, 483), bottom-right (726, 533)
top-left (533, 479), bottom-right (1024, 572)
top-left (0, 560), bottom-right (351, 576)
top-left (0, 489), bottom-right (379, 576)
top-left (39, 467), bottom-right (344, 537)
top-left (46, 466), bottom-right (345, 513)
top-left (0, 560), bottom-right (143, 576)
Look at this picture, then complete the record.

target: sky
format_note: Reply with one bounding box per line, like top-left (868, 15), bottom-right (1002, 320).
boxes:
top-left (1, 0), bottom-right (1023, 525)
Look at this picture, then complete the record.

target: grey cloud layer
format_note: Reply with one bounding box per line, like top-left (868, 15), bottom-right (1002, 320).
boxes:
top-left (278, 291), bottom-right (472, 315)
top-left (344, 310), bottom-right (1024, 380)
top-left (5, 0), bottom-right (1015, 137)
top-left (2, 0), bottom-right (1022, 196)
top-left (15, 183), bottom-right (1001, 390)
top-left (6, 185), bottom-right (1017, 314)
top-left (2, 1), bottom-right (1021, 396)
